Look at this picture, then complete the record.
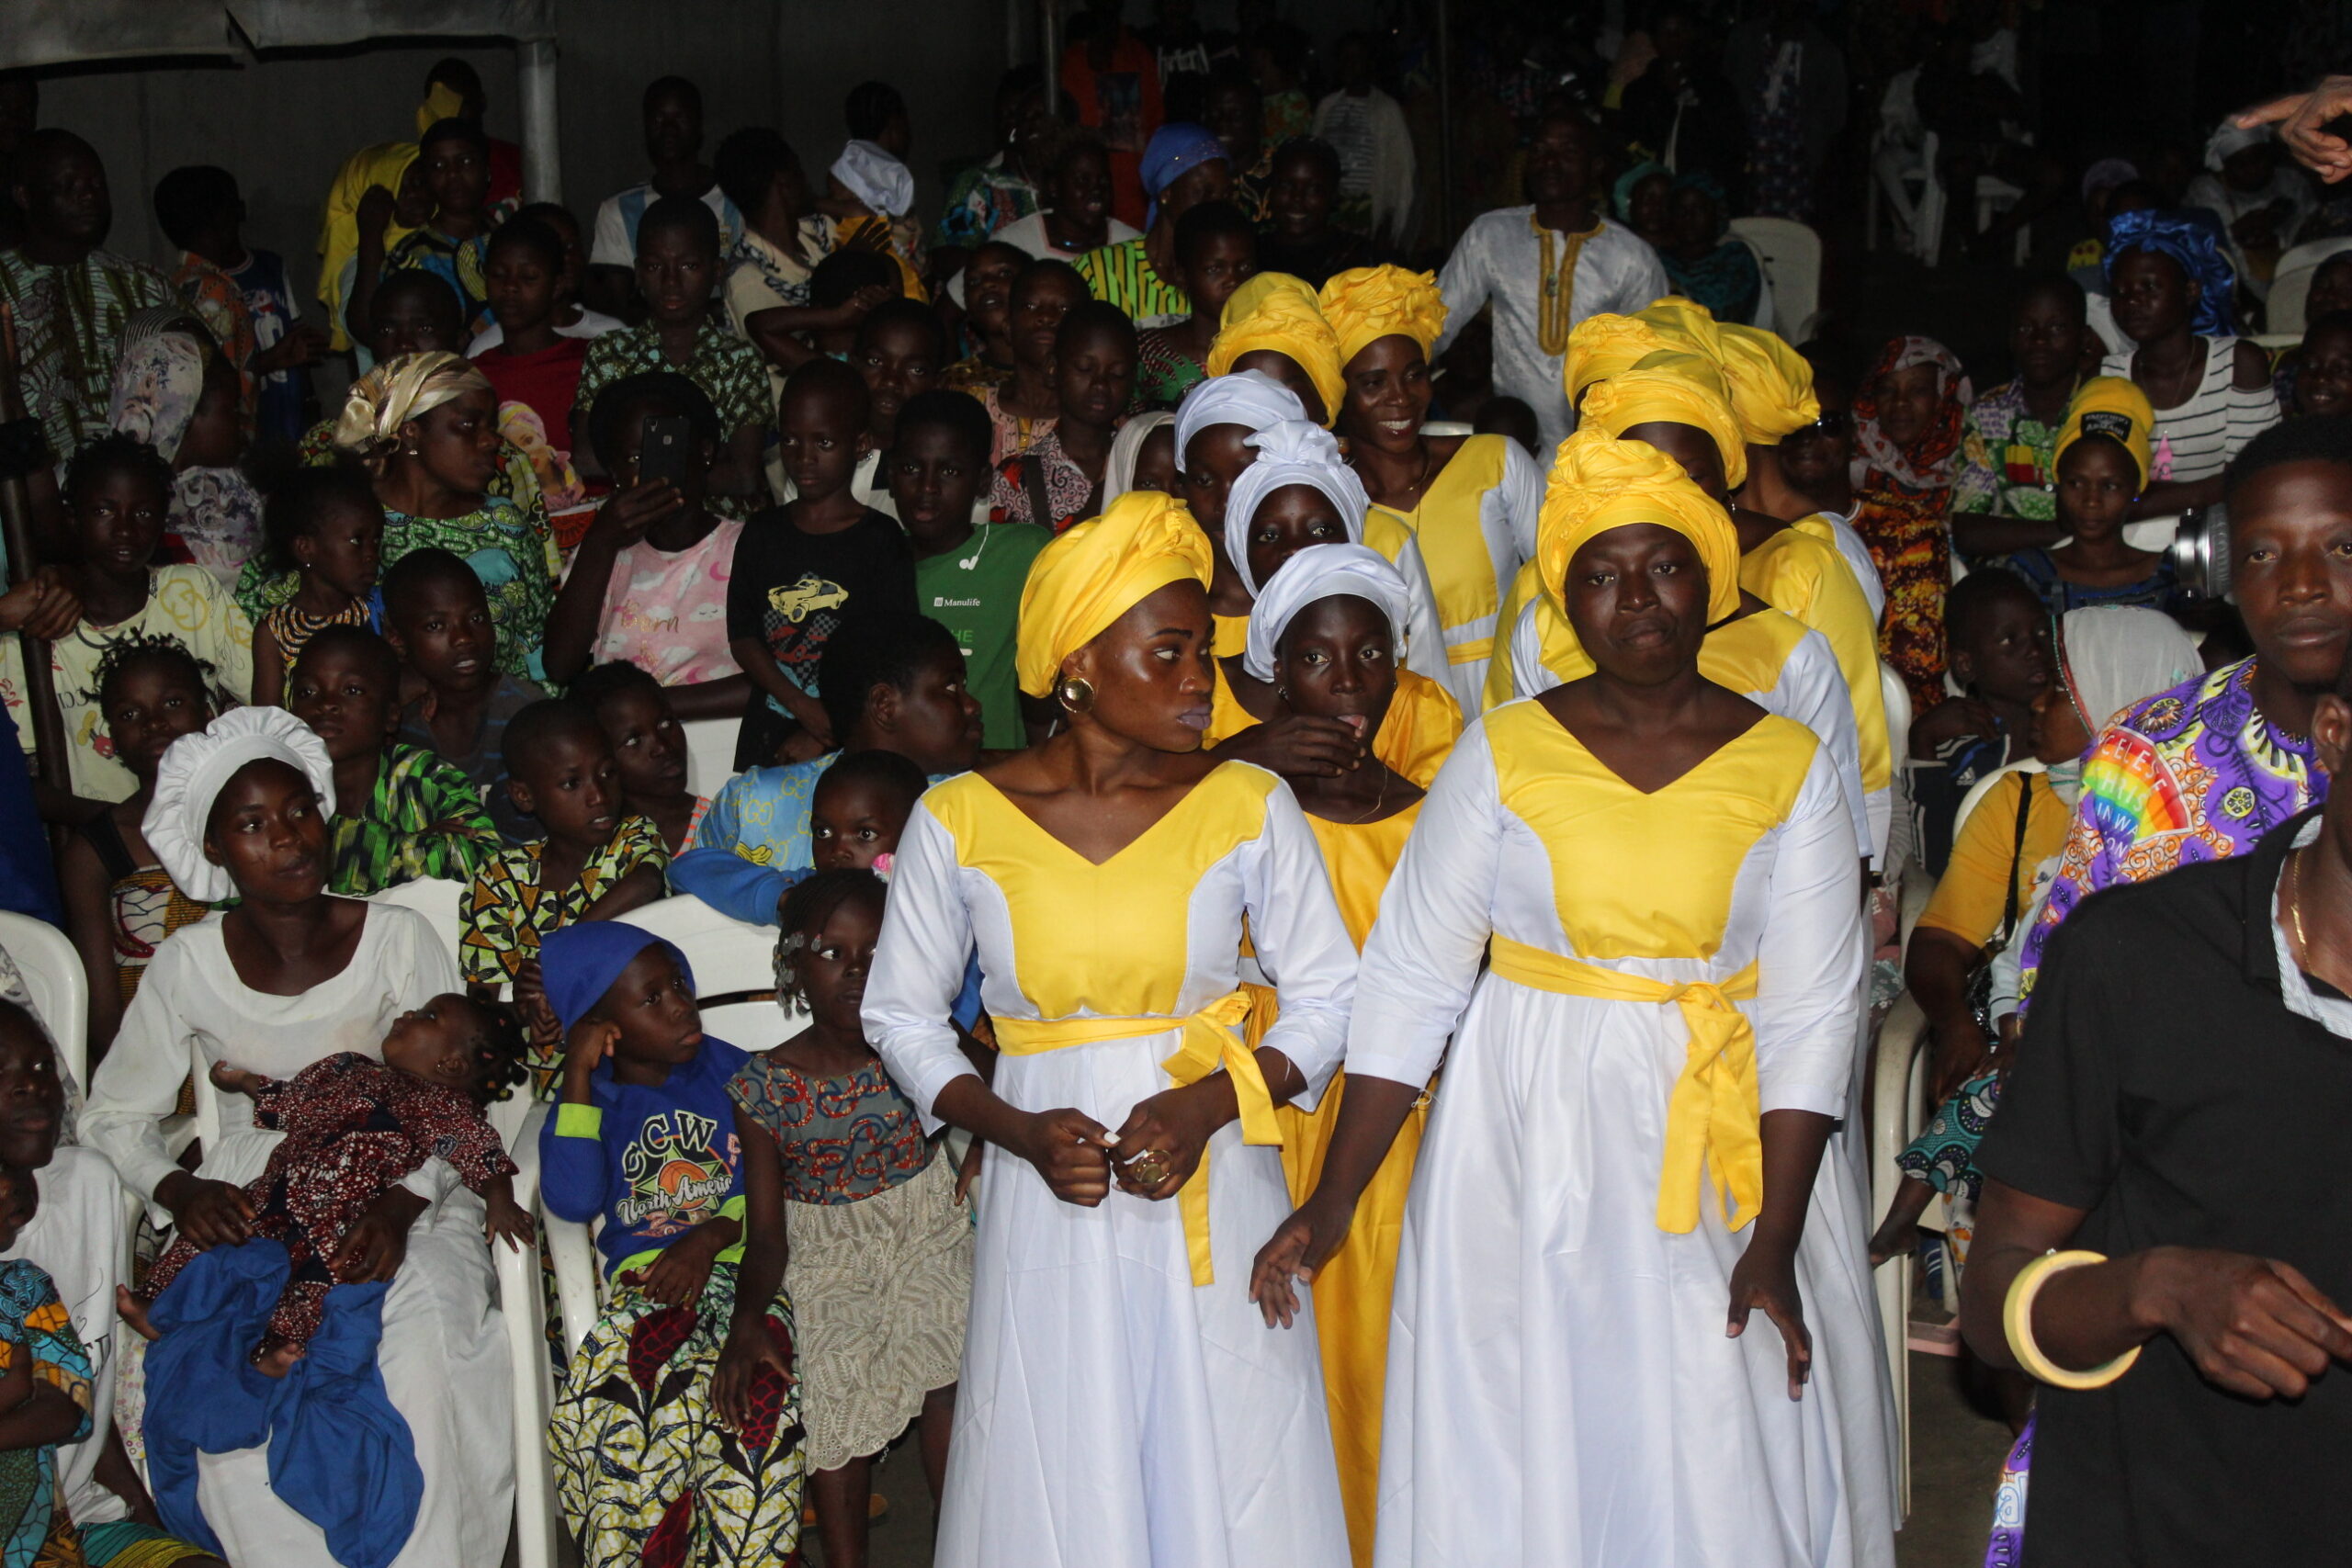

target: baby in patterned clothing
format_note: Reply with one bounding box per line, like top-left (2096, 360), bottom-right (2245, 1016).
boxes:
top-left (125, 995), bottom-right (533, 1375)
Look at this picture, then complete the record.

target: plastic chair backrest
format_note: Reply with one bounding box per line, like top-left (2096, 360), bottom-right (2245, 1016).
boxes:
top-left (1727, 217), bottom-right (1820, 339)
top-left (1877, 662), bottom-right (1912, 867)
top-left (369, 877), bottom-right (465, 974)
top-left (2120, 513), bottom-right (2178, 553)
top-left (617, 895), bottom-right (777, 998)
top-left (0, 911), bottom-right (86, 1092)
top-left (1952, 757), bottom-right (2046, 843)
top-left (2266, 236), bottom-right (2352, 337)
top-left (682, 717), bottom-right (740, 800)
top-left (700, 998), bottom-right (800, 1053)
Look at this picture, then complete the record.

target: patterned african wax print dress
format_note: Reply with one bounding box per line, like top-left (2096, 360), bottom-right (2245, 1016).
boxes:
top-left (544, 1032), bottom-right (805, 1568)
top-left (0, 1259), bottom-right (93, 1568)
top-left (1851, 338), bottom-right (1972, 714)
top-left (1244, 798), bottom-right (1427, 1568)
top-left (727, 1054), bottom-right (971, 1471)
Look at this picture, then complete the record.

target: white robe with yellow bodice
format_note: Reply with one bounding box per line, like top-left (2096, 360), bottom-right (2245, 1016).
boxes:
top-left (866, 761), bottom-right (1360, 1568)
top-left (1351, 701), bottom-right (1896, 1568)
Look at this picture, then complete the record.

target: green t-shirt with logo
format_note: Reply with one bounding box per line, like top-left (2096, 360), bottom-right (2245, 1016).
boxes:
top-left (916, 522), bottom-right (1052, 750)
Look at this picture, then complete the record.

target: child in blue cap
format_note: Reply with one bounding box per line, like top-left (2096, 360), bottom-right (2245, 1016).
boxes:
top-left (537, 921), bottom-right (804, 1565)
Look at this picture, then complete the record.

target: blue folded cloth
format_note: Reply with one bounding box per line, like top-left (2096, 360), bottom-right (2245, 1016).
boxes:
top-left (143, 1240), bottom-right (423, 1568)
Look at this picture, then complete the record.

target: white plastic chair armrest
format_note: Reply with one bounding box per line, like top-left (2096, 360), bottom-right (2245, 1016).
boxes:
top-left (496, 1099), bottom-right (559, 1568)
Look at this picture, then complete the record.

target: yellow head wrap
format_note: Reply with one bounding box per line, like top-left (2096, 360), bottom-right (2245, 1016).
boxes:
top-left (1535, 431), bottom-right (1744, 654)
top-left (1016, 491), bottom-right (1215, 696)
top-left (417, 81), bottom-right (468, 137)
top-left (2053, 375), bottom-right (2155, 493)
top-left (1317, 265), bottom-right (1449, 370)
top-left (332, 351), bottom-right (495, 464)
top-left (1575, 352), bottom-right (1750, 490)
top-left (1207, 275), bottom-right (1346, 426)
top-left (1710, 323), bottom-right (1820, 446)
top-left (1564, 313), bottom-right (1678, 407)
top-left (1636, 296), bottom-right (1727, 361)
top-left (1220, 271), bottom-right (1317, 328)
top-left (317, 141), bottom-right (422, 349)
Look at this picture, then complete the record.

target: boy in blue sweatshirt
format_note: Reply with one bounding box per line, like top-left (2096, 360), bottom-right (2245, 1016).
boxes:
top-left (537, 922), bottom-right (803, 1566)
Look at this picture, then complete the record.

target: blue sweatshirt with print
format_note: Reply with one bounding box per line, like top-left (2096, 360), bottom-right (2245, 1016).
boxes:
top-left (539, 1037), bottom-right (750, 1280)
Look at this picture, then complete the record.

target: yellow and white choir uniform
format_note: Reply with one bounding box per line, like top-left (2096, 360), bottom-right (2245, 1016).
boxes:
top-left (1365, 433), bottom-right (1542, 716)
top-left (864, 495), bottom-right (1361, 1568)
top-left (1321, 266), bottom-right (1544, 714)
top-left (1202, 416), bottom-right (1462, 782)
top-left (1489, 562), bottom-right (1874, 865)
top-left (1238, 544), bottom-right (1443, 1566)
top-left (1347, 439), bottom-right (1894, 1565)
top-left (1174, 371), bottom-right (1452, 693)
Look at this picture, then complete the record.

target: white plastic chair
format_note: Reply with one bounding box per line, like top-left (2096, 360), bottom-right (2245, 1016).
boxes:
top-left (1877, 663), bottom-right (1913, 871)
top-left (370, 877), bottom-right (465, 975)
top-left (2266, 236), bottom-right (2352, 336)
top-left (0, 910), bottom-right (86, 1091)
top-left (681, 717), bottom-right (741, 800)
top-left (617, 894), bottom-right (778, 998)
top-left (1907, 131), bottom-right (2031, 267)
top-left (1727, 217), bottom-right (1820, 341)
top-left (2120, 513), bottom-right (2180, 554)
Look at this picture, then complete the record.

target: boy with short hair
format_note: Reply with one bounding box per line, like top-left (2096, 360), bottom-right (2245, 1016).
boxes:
top-left (725, 357), bottom-right (916, 769)
top-left (889, 389), bottom-right (1047, 750)
top-left (384, 548), bottom-right (547, 846)
top-left (460, 698), bottom-right (670, 1086)
top-left (574, 196), bottom-right (774, 516)
top-left (288, 624), bottom-right (500, 895)
top-left (154, 164), bottom-right (323, 444)
top-left (1136, 199), bottom-right (1259, 407)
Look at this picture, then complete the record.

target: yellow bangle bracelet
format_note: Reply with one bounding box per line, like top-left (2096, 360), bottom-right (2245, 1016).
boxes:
top-left (2003, 1247), bottom-right (2143, 1391)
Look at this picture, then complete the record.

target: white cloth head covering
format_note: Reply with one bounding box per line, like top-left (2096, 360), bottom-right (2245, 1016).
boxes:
top-left (1244, 542), bottom-right (1412, 681)
top-left (1223, 419), bottom-right (1371, 595)
top-left (1102, 410), bottom-right (1175, 504)
top-left (142, 707), bottom-right (336, 904)
top-left (1172, 369), bottom-right (1306, 467)
top-left (831, 139), bottom-right (915, 219)
top-left (2203, 118), bottom-right (2271, 173)
top-left (2056, 605), bottom-right (2204, 737)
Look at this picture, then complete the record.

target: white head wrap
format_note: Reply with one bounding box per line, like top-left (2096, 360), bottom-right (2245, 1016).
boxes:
top-left (1223, 420), bottom-right (1370, 595)
top-left (2203, 118), bottom-right (2271, 174)
top-left (2056, 606), bottom-right (2203, 738)
top-left (831, 139), bottom-right (915, 219)
top-left (1244, 543), bottom-right (1413, 681)
top-left (1102, 410), bottom-right (1175, 504)
top-left (1172, 369), bottom-right (1306, 468)
top-left (142, 707), bottom-right (336, 903)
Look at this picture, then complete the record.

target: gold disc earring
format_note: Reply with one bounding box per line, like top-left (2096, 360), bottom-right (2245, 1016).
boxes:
top-left (1057, 675), bottom-right (1095, 714)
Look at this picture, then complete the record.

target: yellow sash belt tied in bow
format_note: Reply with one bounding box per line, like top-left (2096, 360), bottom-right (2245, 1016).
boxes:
top-left (1487, 938), bottom-right (1763, 1235)
top-left (992, 989), bottom-right (1273, 1286)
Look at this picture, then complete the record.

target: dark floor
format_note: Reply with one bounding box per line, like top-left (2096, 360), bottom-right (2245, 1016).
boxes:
top-left (1897, 1348), bottom-right (2023, 1568)
top-left (834, 1437), bottom-right (939, 1567)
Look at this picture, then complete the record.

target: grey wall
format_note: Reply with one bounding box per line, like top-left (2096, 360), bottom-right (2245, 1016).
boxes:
top-left (25, 0), bottom-right (1012, 324)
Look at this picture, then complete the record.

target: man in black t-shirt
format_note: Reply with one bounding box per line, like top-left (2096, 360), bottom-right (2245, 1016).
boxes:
top-left (1962, 643), bottom-right (2352, 1564)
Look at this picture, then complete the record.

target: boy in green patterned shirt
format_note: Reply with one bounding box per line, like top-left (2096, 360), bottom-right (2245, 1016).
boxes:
top-left (287, 625), bottom-right (498, 895)
top-left (461, 699), bottom-right (670, 1087)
